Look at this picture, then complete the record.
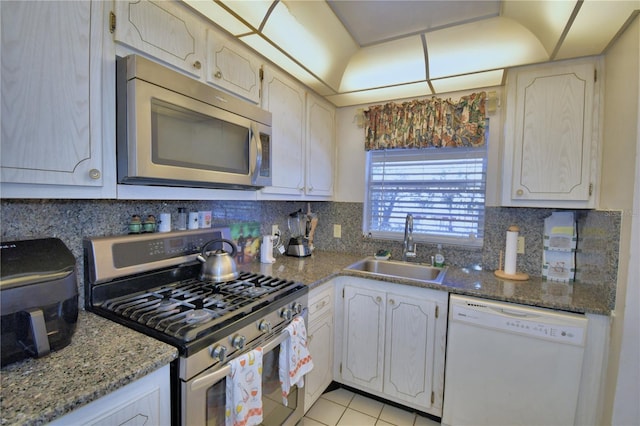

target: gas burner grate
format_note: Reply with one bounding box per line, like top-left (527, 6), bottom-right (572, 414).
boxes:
top-left (99, 272), bottom-right (300, 342)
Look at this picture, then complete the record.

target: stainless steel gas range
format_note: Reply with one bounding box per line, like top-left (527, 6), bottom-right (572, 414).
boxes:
top-left (84, 228), bottom-right (308, 426)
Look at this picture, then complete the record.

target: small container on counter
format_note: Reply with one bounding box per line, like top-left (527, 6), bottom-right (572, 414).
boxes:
top-left (177, 208), bottom-right (187, 230)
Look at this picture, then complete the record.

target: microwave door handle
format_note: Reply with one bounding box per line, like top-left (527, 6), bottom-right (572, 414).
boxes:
top-left (250, 123), bottom-right (262, 183)
top-left (189, 327), bottom-right (291, 392)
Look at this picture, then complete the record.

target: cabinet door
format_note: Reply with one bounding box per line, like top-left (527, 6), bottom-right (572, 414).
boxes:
top-left (384, 292), bottom-right (436, 409)
top-left (260, 68), bottom-right (306, 196)
top-left (306, 93), bottom-right (336, 197)
top-left (113, 0), bottom-right (204, 77)
top-left (206, 29), bottom-right (261, 104)
top-left (505, 60), bottom-right (597, 207)
top-left (341, 285), bottom-right (385, 392)
top-left (1, 1), bottom-right (105, 188)
top-left (305, 313), bottom-right (334, 412)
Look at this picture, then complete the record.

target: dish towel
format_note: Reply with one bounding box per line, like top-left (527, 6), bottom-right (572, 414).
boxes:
top-left (225, 348), bottom-right (263, 426)
top-left (279, 316), bottom-right (314, 405)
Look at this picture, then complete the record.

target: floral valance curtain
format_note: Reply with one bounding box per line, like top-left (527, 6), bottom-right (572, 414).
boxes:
top-left (364, 91), bottom-right (486, 150)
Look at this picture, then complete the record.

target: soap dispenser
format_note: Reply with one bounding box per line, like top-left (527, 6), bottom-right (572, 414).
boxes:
top-left (434, 244), bottom-right (445, 267)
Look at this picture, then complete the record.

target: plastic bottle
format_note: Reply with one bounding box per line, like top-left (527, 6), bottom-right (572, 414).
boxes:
top-left (177, 208), bottom-right (187, 230)
top-left (434, 244), bottom-right (445, 267)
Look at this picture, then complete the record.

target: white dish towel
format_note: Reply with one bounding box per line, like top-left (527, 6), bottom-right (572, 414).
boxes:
top-left (225, 347), bottom-right (263, 426)
top-left (279, 316), bottom-right (314, 405)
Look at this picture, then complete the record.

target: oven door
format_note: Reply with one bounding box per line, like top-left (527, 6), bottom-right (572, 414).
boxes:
top-left (183, 328), bottom-right (305, 426)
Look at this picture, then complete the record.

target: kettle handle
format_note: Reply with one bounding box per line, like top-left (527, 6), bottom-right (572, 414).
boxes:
top-left (201, 238), bottom-right (237, 258)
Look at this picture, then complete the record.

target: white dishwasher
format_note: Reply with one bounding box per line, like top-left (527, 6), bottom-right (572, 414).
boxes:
top-left (442, 294), bottom-right (588, 426)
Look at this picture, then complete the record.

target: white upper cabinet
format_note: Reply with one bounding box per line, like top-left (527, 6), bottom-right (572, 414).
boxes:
top-left (112, 0), bottom-right (204, 78)
top-left (0, 0), bottom-right (116, 198)
top-left (306, 93), bottom-right (336, 197)
top-left (206, 30), bottom-right (262, 104)
top-left (259, 67), bottom-right (336, 200)
top-left (502, 58), bottom-right (601, 208)
top-left (259, 67), bottom-right (307, 197)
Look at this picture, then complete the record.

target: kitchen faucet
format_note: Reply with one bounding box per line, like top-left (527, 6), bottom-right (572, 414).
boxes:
top-left (402, 214), bottom-right (417, 261)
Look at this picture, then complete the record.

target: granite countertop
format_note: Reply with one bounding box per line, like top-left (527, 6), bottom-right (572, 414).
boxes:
top-left (0, 311), bottom-right (177, 426)
top-left (1, 250), bottom-right (611, 426)
top-left (239, 251), bottom-right (613, 315)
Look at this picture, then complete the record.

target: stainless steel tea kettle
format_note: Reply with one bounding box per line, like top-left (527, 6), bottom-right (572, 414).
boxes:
top-left (197, 239), bottom-right (239, 282)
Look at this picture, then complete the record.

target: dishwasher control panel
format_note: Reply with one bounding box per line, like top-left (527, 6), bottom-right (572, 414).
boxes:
top-left (450, 298), bottom-right (587, 346)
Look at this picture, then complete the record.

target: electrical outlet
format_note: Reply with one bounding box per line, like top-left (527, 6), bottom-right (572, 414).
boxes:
top-left (333, 224), bottom-right (342, 238)
top-left (271, 225), bottom-right (279, 236)
top-left (517, 236), bottom-right (525, 254)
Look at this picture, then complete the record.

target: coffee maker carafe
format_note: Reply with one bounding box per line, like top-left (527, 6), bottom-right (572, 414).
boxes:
top-left (286, 209), bottom-right (311, 257)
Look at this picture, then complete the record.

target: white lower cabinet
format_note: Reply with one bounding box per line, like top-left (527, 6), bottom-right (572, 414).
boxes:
top-left (304, 283), bottom-right (335, 412)
top-left (48, 365), bottom-right (171, 426)
top-left (337, 278), bottom-right (447, 417)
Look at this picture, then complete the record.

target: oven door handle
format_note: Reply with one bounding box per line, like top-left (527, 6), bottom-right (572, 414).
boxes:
top-left (190, 328), bottom-right (292, 392)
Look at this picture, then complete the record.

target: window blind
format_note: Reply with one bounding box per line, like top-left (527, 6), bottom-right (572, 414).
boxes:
top-left (364, 147), bottom-right (486, 246)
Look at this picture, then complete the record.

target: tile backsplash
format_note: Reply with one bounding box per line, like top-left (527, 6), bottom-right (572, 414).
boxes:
top-left (1, 199), bottom-right (620, 306)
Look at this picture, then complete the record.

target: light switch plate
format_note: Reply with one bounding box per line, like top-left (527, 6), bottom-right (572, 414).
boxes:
top-left (333, 224), bottom-right (342, 238)
top-left (517, 236), bottom-right (525, 254)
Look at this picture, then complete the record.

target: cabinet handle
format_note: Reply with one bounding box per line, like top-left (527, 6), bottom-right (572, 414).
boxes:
top-left (389, 299), bottom-right (395, 305)
top-left (89, 169), bottom-right (101, 180)
top-left (308, 185), bottom-right (314, 192)
top-left (516, 189), bottom-right (524, 196)
top-left (214, 70), bottom-right (222, 79)
top-left (193, 60), bottom-right (202, 70)
top-left (298, 186), bottom-right (304, 192)
top-left (376, 296), bottom-right (382, 303)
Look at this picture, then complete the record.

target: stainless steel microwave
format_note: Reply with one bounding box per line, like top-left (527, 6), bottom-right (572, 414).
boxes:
top-left (116, 55), bottom-right (272, 189)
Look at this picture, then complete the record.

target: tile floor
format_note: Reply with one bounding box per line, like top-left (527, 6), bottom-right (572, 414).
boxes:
top-left (299, 387), bottom-right (441, 426)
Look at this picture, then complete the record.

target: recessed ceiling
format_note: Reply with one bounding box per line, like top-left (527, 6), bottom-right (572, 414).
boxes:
top-left (327, 0), bottom-right (501, 46)
top-left (183, 0), bottom-right (640, 107)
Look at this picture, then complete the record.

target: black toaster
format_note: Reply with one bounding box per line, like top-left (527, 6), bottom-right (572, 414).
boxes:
top-left (1, 238), bottom-right (79, 366)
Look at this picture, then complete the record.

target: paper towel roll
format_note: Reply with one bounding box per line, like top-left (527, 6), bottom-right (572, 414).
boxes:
top-left (504, 226), bottom-right (519, 275)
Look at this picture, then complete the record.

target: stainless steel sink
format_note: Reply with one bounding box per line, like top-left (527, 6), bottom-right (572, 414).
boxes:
top-left (345, 257), bottom-right (447, 284)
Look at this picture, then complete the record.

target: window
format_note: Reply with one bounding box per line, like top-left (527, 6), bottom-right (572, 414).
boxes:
top-left (364, 145), bottom-right (487, 247)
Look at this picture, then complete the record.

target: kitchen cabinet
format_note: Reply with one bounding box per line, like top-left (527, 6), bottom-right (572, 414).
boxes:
top-left (306, 93), bottom-right (336, 197)
top-left (0, 0), bottom-right (116, 198)
top-left (112, 0), bottom-right (205, 78)
top-left (48, 364), bottom-right (171, 426)
top-left (304, 283), bottom-right (335, 412)
top-left (259, 67), bottom-right (306, 197)
top-left (338, 278), bottom-right (447, 417)
top-left (259, 67), bottom-right (335, 200)
top-left (501, 57), bottom-right (601, 208)
top-left (206, 29), bottom-right (262, 104)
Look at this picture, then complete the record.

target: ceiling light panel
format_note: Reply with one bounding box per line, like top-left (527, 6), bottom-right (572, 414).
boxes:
top-left (502, 0), bottom-right (578, 57)
top-left (219, 0), bottom-right (273, 29)
top-left (182, 0), bottom-right (252, 35)
top-left (555, 0), bottom-right (640, 59)
top-left (240, 34), bottom-right (335, 96)
top-left (340, 36), bottom-right (426, 92)
top-left (326, 82), bottom-right (432, 107)
top-left (426, 16), bottom-right (549, 78)
top-left (430, 70), bottom-right (504, 93)
top-left (261, 1), bottom-right (358, 89)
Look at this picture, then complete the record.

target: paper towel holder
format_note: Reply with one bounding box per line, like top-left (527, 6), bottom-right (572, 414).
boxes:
top-left (494, 225), bottom-right (530, 281)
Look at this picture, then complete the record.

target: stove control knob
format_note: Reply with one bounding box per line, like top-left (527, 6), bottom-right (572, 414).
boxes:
top-left (211, 345), bottom-right (227, 363)
top-left (292, 302), bottom-right (303, 314)
top-left (280, 308), bottom-right (293, 321)
top-left (258, 320), bottom-right (272, 333)
top-left (231, 335), bottom-right (246, 350)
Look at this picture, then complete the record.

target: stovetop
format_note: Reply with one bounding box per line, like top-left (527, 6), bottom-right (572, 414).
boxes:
top-left (84, 229), bottom-right (308, 359)
top-left (99, 271), bottom-right (302, 342)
